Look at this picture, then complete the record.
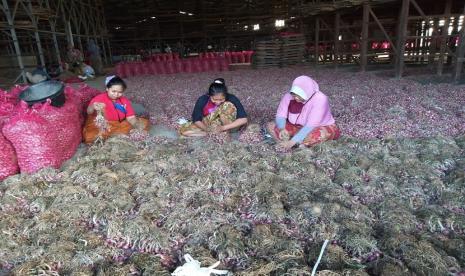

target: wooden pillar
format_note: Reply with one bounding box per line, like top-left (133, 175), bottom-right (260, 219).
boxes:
top-left (27, 0), bottom-right (46, 67)
top-left (334, 12), bottom-right (340, 66)
top-left (177, 0), bottom-right (184, 47)
top-left (413, 22), bottom-right (420, 63)
top-left (98, 0), bottom-right (111, 64)
top-left (428, 20), bottom-right (439, 67)
top-left (225, 0), bottom-right (231, 50)
top-left (201, 0), bottom-right (207, 52)
top-left (395, 0), bottom-right (410, 79)
top-left (49, 21), bottom-right (62, 68)
top-left (1, 0), bottom-right (27, 83)
top-left (437, 0), bottom-right (452, 76)
top-left (106, 39), bottom-right (113, 64)
top-left (361, 2), bottom-right (370, 71)
top-left (453, 5), bottom-right (465, 83)
top-left (45, 0), bottom-right (62, 69)
top-left (420, 20), bottom-right (427, 63)
top-left (315, 17), bottom-right (320, 64)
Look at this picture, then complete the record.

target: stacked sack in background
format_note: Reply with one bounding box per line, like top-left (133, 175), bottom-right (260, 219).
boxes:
top-left (115, 51), bottom-right (254, 78)
top-left (0, 84), bottom-right (101, 179)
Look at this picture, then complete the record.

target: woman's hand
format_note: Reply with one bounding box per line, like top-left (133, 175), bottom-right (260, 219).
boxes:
top-left (87, 102), bottom-right (105, 115)
top-left (135, 120), bottom-right (146, 131)
top-left (127, 116), bottom-right (146, 132)
top-left (211, 125), bottom-right (224, 134)
top-left (93, 102), bottom-right (105, 112)
top-left (279, 129), bottom-right (290, 141)
top-left (278, 140), bottom-right (297, 150)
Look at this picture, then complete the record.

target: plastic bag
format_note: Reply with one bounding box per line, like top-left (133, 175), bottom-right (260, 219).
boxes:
top-left (172, 254), bottom-right (229, 276)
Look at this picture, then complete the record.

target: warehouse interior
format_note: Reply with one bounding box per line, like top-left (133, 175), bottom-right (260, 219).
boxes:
top-left (1, 1), bottom-right (465, 275)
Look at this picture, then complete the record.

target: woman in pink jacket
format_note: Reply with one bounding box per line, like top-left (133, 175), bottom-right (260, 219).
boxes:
top-left (267, 75), bottom-right (341, 149)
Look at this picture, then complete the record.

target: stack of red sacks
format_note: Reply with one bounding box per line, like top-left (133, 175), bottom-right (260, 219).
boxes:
top-left (0, 84), bottom-right (101, 179)
top-left (114, 51), bottom-right (256, 77)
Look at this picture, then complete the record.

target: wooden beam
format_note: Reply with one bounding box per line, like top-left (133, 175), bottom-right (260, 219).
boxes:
top-left (45, 0), bottom-right (62, 68)
top-left (409, 0), bottom-right (427, 19)
top-left (334, 12), bottom-right (340, 66)
top-left (395, 0), bottom-right (409, 79)
top-left (453, 4), bottom-right (465, 83)
top-left (368, 6), bottom-right (397, 54)
top-left (361, 2), bottom-right (369, 71)
top-left (428, 19), bottom-right (439, 67)
top-left (315, 16), bottom-right (319, 64)
top-left (1, 0), bottom-right (27, 83)
top-left (437, 0), bottom-right (452, 76)
top-left (319, 18), bottom-right (332, 31)
top-left (339, 18), bottom-right (360, 41)
top-left (26, 0), bottom-right (45, 67)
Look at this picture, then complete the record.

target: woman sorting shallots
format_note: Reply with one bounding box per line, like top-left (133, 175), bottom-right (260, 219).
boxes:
top-left (267, 75), bottom-right (340, 150)
top-left (83, 75), bottom-right (150, 144)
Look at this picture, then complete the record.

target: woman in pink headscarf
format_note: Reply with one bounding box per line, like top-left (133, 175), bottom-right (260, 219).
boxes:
top-left (267, 75), bottom-right (341, 149)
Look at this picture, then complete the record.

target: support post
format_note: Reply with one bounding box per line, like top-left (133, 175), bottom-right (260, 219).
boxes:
top-left (60, 0), bottom-right (74, 47)
top-left (395, 0), bottom-right (410, 79)
top-left (1, 0), bottom-right (27, 83)
top-left (315, 17), bottom-right (320, 64)
top-left (50, 21), bottom-right (62, 69)
top-left (453, 4), bottom-right (465, 83)
top-left (27, 0), bottom-right (46, 67)
top-left (106, 39), bottom-right (113, 64)
top-left (45, 0), bottom-right (62, 70)
top-left (437, 0), bottom-right (452, 76)
top-left (334, 12), bottom-right (340, 66)
top-left (361, 2), bottom-right (369, 71)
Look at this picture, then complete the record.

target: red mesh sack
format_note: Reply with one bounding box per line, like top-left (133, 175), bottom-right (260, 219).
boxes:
top-left (245, 51), bottom-right (254, 63)
top-left (156, 62), bottom-right (167, 74)
top-left (149, 62), bottom-right (158, 75)
top-left (201, 59), bottom-right (211, 72)
top-left (0, 91), bottom-right (20, 180)
top-left (219, 58), bottom-right (230, 71)
top-left (73, 83), bottom-right (102, 109)
top-left (192, 58), bottom-right (202, 73)
top-left (225, 52), bottom-right (232, 64)
top-left (133, 62), bottom-right (143, 76)
top-left (165, 61), bottom-right (177, 74)
top-left (238, 52), bottom-right (246, 63)
top-left (3, 93), bottom-right (82, 174)
top-left (231, 52), bottom-right (239, 63)
top-left (0, 85), bottom-right (27, 106)
top-left (123, 63), bottom-right (134, 77)
top-left (141, 62), bottom-right (151, 75)
top-left (115, 63), bottom-right (125, 78)
top-left (209, 58), bottom-right (220, 72)
top-left (174, 60), bottom-right (183, 73)
top-left (182, 59), bottom-right (193, 73)
top-left (0, 122), bottom-right (19, 180)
